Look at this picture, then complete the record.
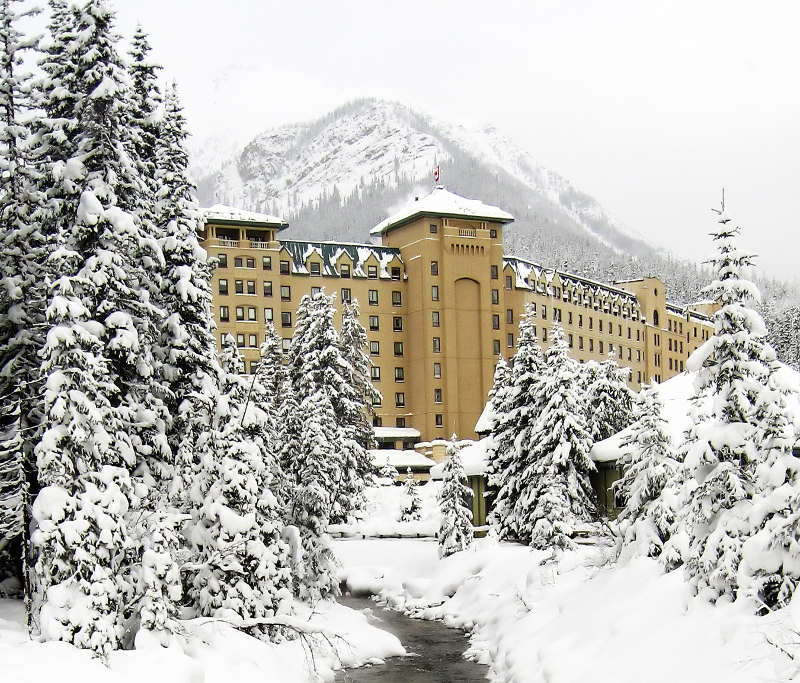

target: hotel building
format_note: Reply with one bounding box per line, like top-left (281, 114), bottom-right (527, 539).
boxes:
top-left (199, 188), bottom-right (714, 445)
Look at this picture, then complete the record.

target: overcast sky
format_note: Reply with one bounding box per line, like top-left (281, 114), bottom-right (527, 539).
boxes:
top-left (105, 1), bottom-right (799, 281)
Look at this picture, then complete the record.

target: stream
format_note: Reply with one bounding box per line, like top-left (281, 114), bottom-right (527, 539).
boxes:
top-left (335, 595), bottom-right (489, 683)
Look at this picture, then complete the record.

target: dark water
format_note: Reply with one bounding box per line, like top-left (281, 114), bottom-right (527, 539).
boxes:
top-left (335, 595), bottom-right (489, 683)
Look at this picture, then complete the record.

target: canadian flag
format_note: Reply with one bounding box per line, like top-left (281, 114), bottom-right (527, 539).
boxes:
top-left (434, 165), bottom-right (440, 182)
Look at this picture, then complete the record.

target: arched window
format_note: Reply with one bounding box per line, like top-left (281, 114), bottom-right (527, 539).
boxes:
top-left (653, 309), bottom-right (660, 327)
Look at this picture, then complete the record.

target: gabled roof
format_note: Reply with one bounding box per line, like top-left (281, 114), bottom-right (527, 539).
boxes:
top-left (370, 186), bottom-right (514, 236)
top-left (204, 204), bottom-right (289, 229)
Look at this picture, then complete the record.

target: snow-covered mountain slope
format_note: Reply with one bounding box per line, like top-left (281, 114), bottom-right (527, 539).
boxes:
top-left (189, 98), bottom-right (712, 303)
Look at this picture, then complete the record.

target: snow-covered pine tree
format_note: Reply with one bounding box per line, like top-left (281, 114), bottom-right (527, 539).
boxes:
top-left (585, 350), bottom-right (636, 443)
top-left (379, 460), bottom-right (399, 484)
top-left (186, 334), bottom-right (293, 628)
top-left (487, 304), bottom-right (545, 539)
top-left (153, 81), bottom-right (221, 496)
top-left (670, 198), bottom-right (798, 604)
top-left (614, 384), bottom-right (680, 557)
top-left (513, 323), bottom-right (596, 549)
top-left (0, 0), bottom-right (47, 584)
top-left (437, 439), bottom-right (473, 558)
top-left (400, 467), bottom-right (421, 522)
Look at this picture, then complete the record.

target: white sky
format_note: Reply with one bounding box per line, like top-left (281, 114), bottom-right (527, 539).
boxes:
top-left (90, 2), bottom-right (800, 280)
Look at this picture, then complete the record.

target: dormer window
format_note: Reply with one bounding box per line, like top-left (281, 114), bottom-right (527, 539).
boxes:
top-left (310, 262), bottom-right (321, 276)
top-left (368, 265), bottom-right (378, 279)
top-left (340, 264), bottom-right (351, 278)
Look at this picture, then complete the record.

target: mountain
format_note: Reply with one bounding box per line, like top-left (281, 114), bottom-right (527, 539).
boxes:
top-left (185, 99), bottom-right (733, 306)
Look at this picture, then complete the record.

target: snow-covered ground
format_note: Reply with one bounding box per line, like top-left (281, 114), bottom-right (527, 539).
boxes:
top-left (337, 535), bottom-right (800, 683)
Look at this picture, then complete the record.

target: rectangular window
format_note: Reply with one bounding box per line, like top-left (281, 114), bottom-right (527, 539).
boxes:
top-left (669, 358), bottom-right (673, 370)
top-left (263, 281), bottom-right (272, 297)
top-left (599, 320), bottom-right (603, 333)
top-left (369, 315), bottom-right (379, 330)
top-left (371, 366), bottom-right (381, 381)
top-left (680, 360), bottom-right (684, 371)
top-left (508, 333), bottom-right (514, 348)
top-left (281, 311), bottom-right (291, 328)
top-left (248, 334), bottom-right (257, 347)
top-left (637, 349), bottom-right (641, 361)
top-left (505, 275), bottom-right (512, 290)
top-left (369, 290), bottom-right (378, 306)
top-left (589, 338), bottom-right (594, 352)
top-left (394, 341), bottom-right (404, 356)
top-left (491, 265), bottom-right (499, 279)
top-left (236, 306), bottom-right (244, 321)
top-left (618, 324), bottom-right (622, 336)
top-left (568, 311), bottom-right (573, 325)
top-left (493, 339), bottom-right (501, 355)
top-left (433, 337), bottom-right (441, 353)
top-left (368, 265), bottom-right (378, 279)
top-left (235, 257), bottom-right (243, 268)
top-left (218, 254), bottom-right (228, 268)
top-left (435, 414), bottom-right (443, 427)
top-left (637, 371), bottom-right (642, 383)
top-left (599, 341), bottom-right (604, 354)
top-left (340, 264), bottom-right (351, 278)
top-left (395, 367), bottom-right (404, 382)
top-left (218, 279), bottom-right (229, 295)
top-left (578, 314), bottom-right (583, 328)
top-left (396, 417), bottom-right (406, 428)
top-left (430, 223), bottom-right (438, 234)
top-left (310, 262), bottom-right (321, 276)
top-left (589, 317), bottom-right (593, 330)
top-left (373, 416), bottom-right (382, 427)
top-left (250, 361), bottom-right (260, 374)
top-left (395, 392), bottom-right (405, 407)
top-left (391, 266), bottom-right (401, 280)
top-left (280, 285), bottom-right (290, 301)
top-left (248, 307), bottom-right (256, 321)
top-left (219, 305), bottom-right (229, 322)
top-left (579, 336), bottom-right (584, 350)
top-left (280, 260), bottom-right (290, 275)
top-left (393, 316), bottom-right (403, 331)
top-left (492, 289), bottom-right (499, 305)
top-left (628, 327), bottom-right (631, 339)
top-left (431, 285), bottom-right (439, 301)
top-left (236, 333), bottom-right (245, 348)
top-left (433, 362), bottom-right (441, 378)
top-left (490, 229), bottom-right (497, 238)
top-left (569, 333), bottom-right (574, 348)
top-left (542, 305), bottom-right (547, 320)
top-left (542, 328), bottom-right (547, 342)
top-left (507, 309), bottom-right (513, 325)
top-left (430, 261), bottom-right (439, 276)
top-left (432, 311), bottom-right (440, 327)
top-left (246, 257), bottom-right (255, 269)
top-left (282, 337), bottom-right (291, 352)
top-left (262, 256), bottom-right (271, 270)
top-left (372, 394), bottom-right (382, 407)
top-left (392, 291), bottom-right (402, 306)
top-left (434, 388), bottom-right (442, 404)
top-left (247, 280), bottom-right (256, 295)
top-left (492, 314), bottom-right (500, 330)
top-left (341, 288), bottom-right (351, 303)
top-left (370, 341), bottom-right (380, 355)
top-left (531, 303), bottom-right (537, 316)
top-left (264, 307), bottom-right (273, 321)
top-left (311, 287), bottom-right (321, 296)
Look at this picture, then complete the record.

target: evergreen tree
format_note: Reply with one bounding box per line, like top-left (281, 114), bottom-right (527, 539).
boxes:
top-left (666, 198), bottom-right (799, 605)
top-left (488, 304), bottom-right (545, 538)
top-left (614, 384), bottom-right (680, 557)
top-left (437, 439), bottom-right (473, 558)
top-left (513, 324), bottom-right (596, 549)
top-left (379, 460), bottom-right (398, 484)
top-left (399, 468), bottom-right (421, 522)
top-left (585, 350), bottom-right (636, 443)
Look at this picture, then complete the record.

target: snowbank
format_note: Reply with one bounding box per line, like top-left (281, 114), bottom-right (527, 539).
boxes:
top-left (335, 536), bottom-right (800, 683)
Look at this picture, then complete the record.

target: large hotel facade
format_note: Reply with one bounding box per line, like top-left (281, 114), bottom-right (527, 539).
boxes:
top-left (199, 188), bottom-right (714, 445)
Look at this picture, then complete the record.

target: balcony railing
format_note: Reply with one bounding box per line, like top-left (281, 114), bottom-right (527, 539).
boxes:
top-left (458, 228), bottom-right (477, 238)
top-left (218, 238), bottom-right (239, 248)
top-left (249, 240), bottom-right (270, 249)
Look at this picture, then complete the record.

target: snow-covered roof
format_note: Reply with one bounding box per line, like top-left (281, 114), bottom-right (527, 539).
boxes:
top-left (374, 426), bottom-right (421, 441)
top-left (204, 204), bottom-right (288, 228)
top-left (590, 365), bottom-right (800, 463)
top-left (429, 438), bottom-right (492, 479)
top-left (474, 401), bottom-right (495, 434)
top-left (370, 186), bottom-right (514, 236)
top-left (370, 449), bottom-right (436, 469)
top-left (280, 240), bottom-right (403, 279)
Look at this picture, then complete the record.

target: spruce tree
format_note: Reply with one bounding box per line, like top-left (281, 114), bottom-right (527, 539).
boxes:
top-left (488, 304), bottom-right (545, 538)
top-left (614, 384), bottom-right (680, 557)
top-left (400, 468), bottom-right (421, 522)
top-left (585, 350), bottom-right (636, 443)
top-left (437, 439), bottom-right (473, 558)
top-left (514, 324), bottom-right (596, 549)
